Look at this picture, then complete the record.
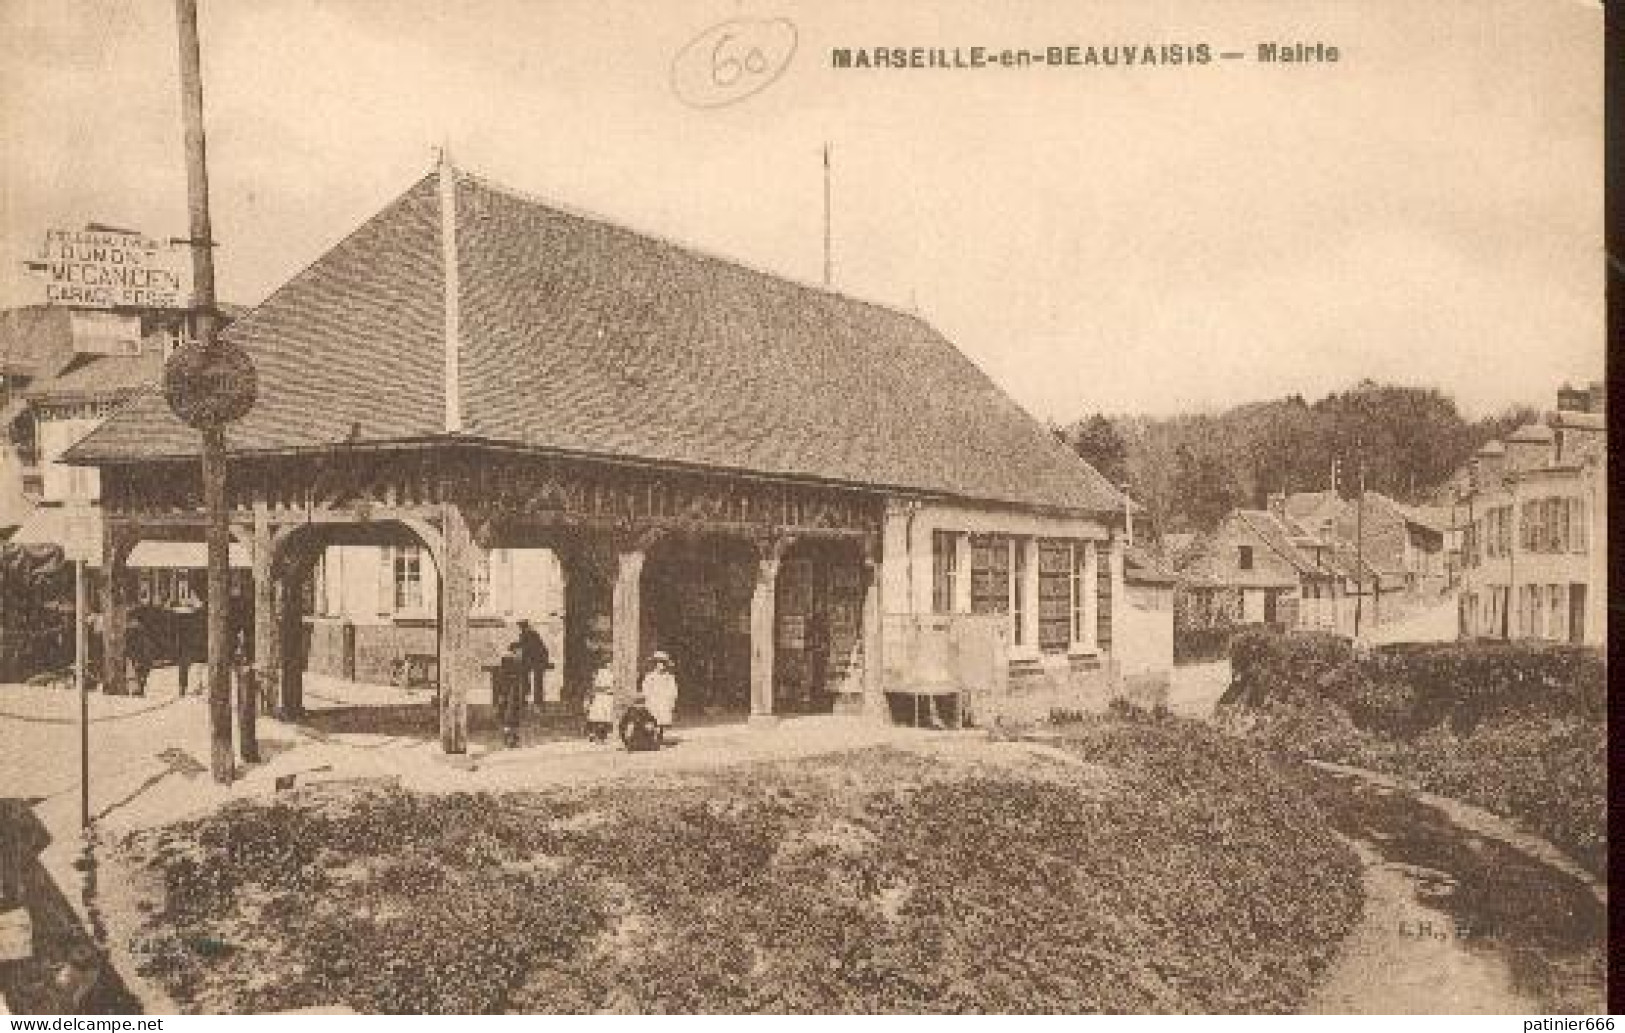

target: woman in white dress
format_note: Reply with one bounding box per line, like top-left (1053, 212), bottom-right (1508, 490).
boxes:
top-left (640, 651), bottom-right (679, 733)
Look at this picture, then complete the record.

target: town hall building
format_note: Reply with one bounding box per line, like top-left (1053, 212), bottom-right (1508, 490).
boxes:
top-left (66, 159), bottom-right (1158, 750)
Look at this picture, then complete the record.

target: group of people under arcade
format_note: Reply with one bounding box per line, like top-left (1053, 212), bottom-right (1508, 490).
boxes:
top-left (492, 621), bottom-right (679, 752)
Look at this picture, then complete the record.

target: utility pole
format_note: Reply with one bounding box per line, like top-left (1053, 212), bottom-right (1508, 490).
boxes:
top-left (76, 558), bottom-right (88, 829)
top-left (1353, 454), bottom-right (1365, 639)
top-left (175, 0), bottom-right (235, 784)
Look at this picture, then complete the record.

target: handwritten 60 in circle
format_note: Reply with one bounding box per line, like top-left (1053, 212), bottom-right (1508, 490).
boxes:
top-left (671, 18), bottom-right (798, 108)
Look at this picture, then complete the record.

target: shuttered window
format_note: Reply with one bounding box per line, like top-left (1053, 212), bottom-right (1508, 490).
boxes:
top-left (969, 535), bottom-right (1012, 616)
top-left (1096, 547), bottom-right (1113, 653)
top-left (1037, 540), bottom-right (1072, 653)
top-left (932, 530), bottom-right (959, 614)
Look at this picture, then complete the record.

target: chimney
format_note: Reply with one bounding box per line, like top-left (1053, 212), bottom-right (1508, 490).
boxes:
top-left (1266, 491), bottom-right (1287, 524)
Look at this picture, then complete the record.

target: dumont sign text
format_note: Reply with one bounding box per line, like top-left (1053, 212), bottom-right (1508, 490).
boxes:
top-left (39, 228), bottom-right (192, 309)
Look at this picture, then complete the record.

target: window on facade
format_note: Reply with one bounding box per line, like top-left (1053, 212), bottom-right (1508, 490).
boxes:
top-left (321, 549), bottom-right (343, 616)
top-left (931, 530), bottom-right (959, 614)
top-left (471, 548), bottom-right (492, 612)
top-left (164, 323), bottom-right (194, 362)
top-left (969, 535), bottom-right (1011, 616)
top-left (393, 545), bottom-right (425, 612)
top-left (1571, 498), bottom-right (1588, 554)
top-left (1547, 584), bottom-right (1566, 642)
top-left (1069, 541), bottom-right (1093, 648)
top-left (1238, 545), bottom-right (1254, 571)
top-left (313, 554), bottom-right (328, 616)
top-left (1011, 539), bottom-right (1028, 648)
top-left (1037, 540), bottom-right (1072, 653)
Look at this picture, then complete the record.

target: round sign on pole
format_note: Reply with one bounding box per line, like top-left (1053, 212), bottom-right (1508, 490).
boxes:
top-left (164, 339), bottom-right (257, 428)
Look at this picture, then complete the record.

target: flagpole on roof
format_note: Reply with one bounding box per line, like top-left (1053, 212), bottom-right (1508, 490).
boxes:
top-left (822, 142), bottom-right (833, 288)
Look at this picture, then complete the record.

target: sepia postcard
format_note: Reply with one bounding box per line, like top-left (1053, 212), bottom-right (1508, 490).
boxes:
top-left (0, 0), bottom-right (1609, 1019)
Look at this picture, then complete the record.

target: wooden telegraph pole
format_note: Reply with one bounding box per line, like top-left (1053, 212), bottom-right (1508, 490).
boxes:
top-left (167, 0), bottom-right (256, 784)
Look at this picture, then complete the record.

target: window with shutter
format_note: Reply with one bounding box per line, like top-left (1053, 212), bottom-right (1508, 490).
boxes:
top-left (1096, 546), bottom-right (1113, 653)
top-left (969, 534), bottom-right (1011, 616)
top-left (1037, 540), bottom-right (1071, 653)
top-left (932, 530), bottom-right (959, 614)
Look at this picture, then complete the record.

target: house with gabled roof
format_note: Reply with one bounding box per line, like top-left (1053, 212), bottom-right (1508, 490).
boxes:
top-left (63, 158), bottom-right (1152, 747)
top-left (1174, 498), bottom-right (1373, 635)
top-left (1326, 490), bottom-right (1446, 593)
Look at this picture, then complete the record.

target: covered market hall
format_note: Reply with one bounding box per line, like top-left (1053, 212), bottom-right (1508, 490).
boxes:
top-left (64, 159), bottom-right (1135, 752)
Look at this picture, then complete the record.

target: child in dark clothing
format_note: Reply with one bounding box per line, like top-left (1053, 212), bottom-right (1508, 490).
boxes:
top-left (617, 693), bottom-right (662, 752)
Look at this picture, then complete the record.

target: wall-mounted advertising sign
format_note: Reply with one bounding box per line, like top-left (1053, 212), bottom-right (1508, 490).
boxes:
top-left (38, 228), bottom-right (192, 310)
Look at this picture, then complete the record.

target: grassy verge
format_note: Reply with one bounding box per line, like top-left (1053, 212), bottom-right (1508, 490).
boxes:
top-left (120, 716), bottom-right (1361, 1014)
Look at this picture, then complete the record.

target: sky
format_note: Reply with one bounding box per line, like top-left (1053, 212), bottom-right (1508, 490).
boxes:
top-left (0, 0), bottom-right (1604, 421)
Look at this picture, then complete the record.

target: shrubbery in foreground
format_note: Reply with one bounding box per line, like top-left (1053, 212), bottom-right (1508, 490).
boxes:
top-left (1223, 630), bottom-right (1606, 875)
top-left (123, 718), bottom-right (1361, 1014)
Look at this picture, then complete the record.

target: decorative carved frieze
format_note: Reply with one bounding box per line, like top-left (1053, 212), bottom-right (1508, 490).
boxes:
top-left (99, 447), bottom-right (885, 542)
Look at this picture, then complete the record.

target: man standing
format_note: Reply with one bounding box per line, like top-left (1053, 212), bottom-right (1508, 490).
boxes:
top-left (515, 619), bottom-right (550, 706)
top-left (171, 589), bottom-right (201, 696)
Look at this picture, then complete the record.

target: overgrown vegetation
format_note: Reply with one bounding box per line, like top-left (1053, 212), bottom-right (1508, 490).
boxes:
top-left (123, 720), bottom-right (1361, 1014)
top-left (1220, 629), bottom-right (1607, 876)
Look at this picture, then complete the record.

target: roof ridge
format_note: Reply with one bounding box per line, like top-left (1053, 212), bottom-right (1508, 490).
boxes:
top-left (454, 167), bottom-right (931, 329)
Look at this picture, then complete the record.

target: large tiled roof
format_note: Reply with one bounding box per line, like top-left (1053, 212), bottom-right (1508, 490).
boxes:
top-left (67, 170), bottom-right (1124, 515)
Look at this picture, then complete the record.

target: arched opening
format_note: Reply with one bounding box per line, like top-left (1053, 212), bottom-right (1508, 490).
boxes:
top-left (268, 519), bottom-right (603, 745)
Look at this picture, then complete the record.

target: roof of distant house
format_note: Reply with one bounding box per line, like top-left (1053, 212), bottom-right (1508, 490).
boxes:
top-left (26, 349), bottom-right (163, 404)
top-left (0, 306), bottom-right (75, 379)
top-left (1507, 421), bottom-right (1555, 444)
top-left (1161, 532), bottom-right (1197, 563)
top-left (65, 169), bottom-right (1126, 516)
top-left (1235, 510), bottom-right (1317, 574)
top-left (1550, 411), bottom-right (1604, 432)
top-left (1124, 543), bottom-right (1178, 585)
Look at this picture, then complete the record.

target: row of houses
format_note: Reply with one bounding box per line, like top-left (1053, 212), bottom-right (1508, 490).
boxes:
top-left (1162, 383), bottom-right (1606, 647)
top-left (1169, 487), bottom-right (1443, 638)
top-left (4, 160), bottom-right (1178, 748)
top-left (1443, 385), bottom-right (1606, 646)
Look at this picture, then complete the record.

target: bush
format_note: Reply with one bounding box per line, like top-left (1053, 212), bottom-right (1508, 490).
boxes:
top-left (1223, 628), bottom-right (1352, 709)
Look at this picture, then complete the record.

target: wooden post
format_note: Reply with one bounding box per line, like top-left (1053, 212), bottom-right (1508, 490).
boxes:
top-left (176, 0), bottom-right (234, 784)
top-left (749, 553), bottom-right (781, 722)
top-left (860, 550), bottom-right (884, 718)
top-left (202, 426), bottom-right (234, 783)
top-left (439, 503), bottom-right (474, 754)
top-left (99, 528), bottom-right (130, 696)
top-left (236, 666), bottom-right (259, 763)
top-left (611, 548), bottom-right (645, 705)
top-left (275, 576), bottom-right (302, 717)
top-left (252, 515), bottom-right (280, 715)
top-left (75, 559), bottom-right (89, 829)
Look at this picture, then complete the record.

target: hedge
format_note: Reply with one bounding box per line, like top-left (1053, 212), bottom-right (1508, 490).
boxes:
top-left (1221, 629), bottom-right (1607, 875)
